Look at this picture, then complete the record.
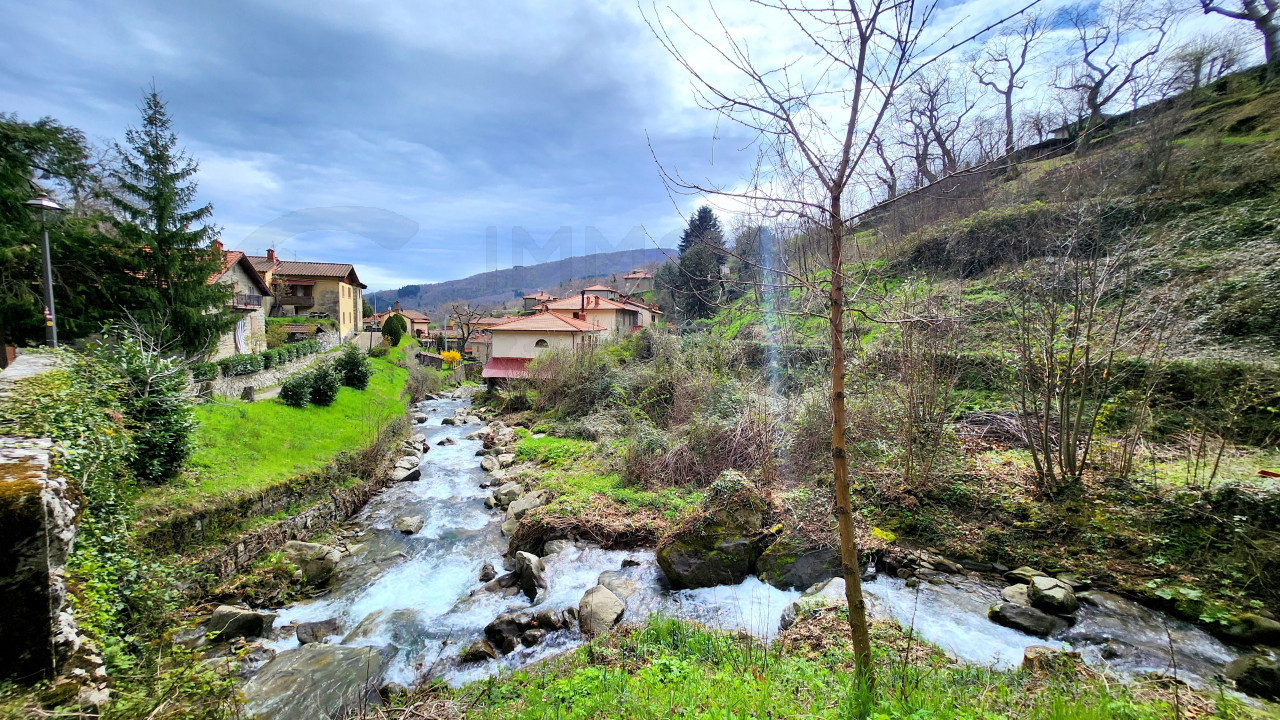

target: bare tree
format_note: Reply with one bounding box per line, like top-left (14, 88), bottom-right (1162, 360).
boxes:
top-left (972, 12), bottom-right (1049, 156)
top-left (1197, 0), bottom-right (1278, 65)
top-left (903, 64), bottom-right (979, 177)
top-left (1057, 0), bottom-right (1180, 150)
top-left (644, 0), bottom-right (1035, 681)
top-left (1167, 32), bottom-right (1249, 90)
top-left (446, 301), bottom-right (487, 349)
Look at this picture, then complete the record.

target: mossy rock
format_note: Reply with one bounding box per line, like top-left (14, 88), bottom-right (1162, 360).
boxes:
top-left (757, 535), bottom-right (840, 590)
top-left (656, 471), bottom-right (767, 590)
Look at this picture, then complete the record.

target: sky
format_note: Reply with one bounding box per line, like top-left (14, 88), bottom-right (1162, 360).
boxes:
top-left (1, 0), bottom-right (1244, 292)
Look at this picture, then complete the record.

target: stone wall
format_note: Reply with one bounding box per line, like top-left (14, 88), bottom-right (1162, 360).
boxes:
top-left (0, 355), bottom-right (81, 682)
top-left (207, 349), bottom-right (327, 398)
top-left (193, 470), bottom-right (395, 581)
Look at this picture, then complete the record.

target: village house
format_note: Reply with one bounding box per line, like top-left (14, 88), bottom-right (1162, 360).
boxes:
top-left (622, 268), bottom-right (655, 294)
top-left (480, 312), bottom-right (604, 385)
top-left (208, 247), bottom-right (273, 359)
top-left (366, 301), bottom-right (430, 338)
top-left (537, 290), bottom-right (657, 338)
top-left (521, 290), bottom-right (558, 313)
top-left (247, 249), bottom-right (367, 339)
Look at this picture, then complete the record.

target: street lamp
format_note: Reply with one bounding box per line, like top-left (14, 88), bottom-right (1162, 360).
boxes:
top-left (24, 194), bottom-right (64, 348)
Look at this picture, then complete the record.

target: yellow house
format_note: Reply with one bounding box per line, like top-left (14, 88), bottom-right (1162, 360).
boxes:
top-left (248, 249), bottom-right (367, 339)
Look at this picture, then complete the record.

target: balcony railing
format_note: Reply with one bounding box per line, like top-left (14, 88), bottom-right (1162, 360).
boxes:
top-left (230, 293), bottom-right (264, 309)
top-left (277, 296), bottom-right (315, 307)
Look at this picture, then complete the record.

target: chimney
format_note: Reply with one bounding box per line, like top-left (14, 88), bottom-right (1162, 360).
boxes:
top-left (266, 248), bottom-right (276, 263)
top-left (212, 239), bottom-right (223, 252)
top-left (580, 289), bottom-right (586, 313)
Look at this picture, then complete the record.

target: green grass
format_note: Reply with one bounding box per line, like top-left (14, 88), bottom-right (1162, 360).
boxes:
top-left (515, 435), bottom-right (702, 520)
top-left (458, 617), bottom-right (1222, 720)
top-left (136, 355), bottom-right (408, 516)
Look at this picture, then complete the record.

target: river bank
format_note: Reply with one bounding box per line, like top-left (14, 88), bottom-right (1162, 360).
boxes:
top-left (165, 396), bottom-right (1275, 720)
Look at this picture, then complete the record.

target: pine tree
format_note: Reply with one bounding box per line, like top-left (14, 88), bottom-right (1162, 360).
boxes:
top-left (108, 86), bottom-right (232, 356)
top-left (677, 205), bottom-right (724, 254)
top-left (674, 205), bottom-right (727, 321)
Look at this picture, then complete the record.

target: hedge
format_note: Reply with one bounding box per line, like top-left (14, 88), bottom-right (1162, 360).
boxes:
top-left (205, 340), bottom-right (325, 380)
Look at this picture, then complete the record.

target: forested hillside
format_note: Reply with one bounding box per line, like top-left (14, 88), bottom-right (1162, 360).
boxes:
top-left (367, 248), bottom-right (669, 317)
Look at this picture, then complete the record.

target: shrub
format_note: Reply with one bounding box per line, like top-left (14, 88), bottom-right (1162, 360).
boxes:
top-left (335, 343), bottom-right (372, 389)
top-left (190, 361), bottom-right (218, 382)
top-left (382, 314), bottom-right (407, 346)
top-left (441, 350), bottom-right (462, 369)
top-left (405, 362), bottom-right (444, 401)
top-left (260, 348), bottom-right (279, 369)
top-left (280, 371), bottom-right (312, 407)
top-left (369, 345), bottom-right (389, 358)
top-left (309, 365), bottom-right (342, 406)
top-left (218, 352), bottom-right (263, 377)
top-left (91, 325), bottom-right (196, 486)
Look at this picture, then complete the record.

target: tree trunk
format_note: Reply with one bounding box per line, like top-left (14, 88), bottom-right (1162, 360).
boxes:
top-left (1003, 92), bottom-right (1016, 157)
top-left (829, 192), bottom-right (875, 682)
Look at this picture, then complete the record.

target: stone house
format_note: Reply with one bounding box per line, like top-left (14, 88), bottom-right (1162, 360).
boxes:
top-left (366, 301), bottom-right (430, 338)
top-left (247, 249), bottom-right (367, 340)
top-left (208, 248), bottom-right (273, 360)
top-left (622, 268), bottom-right (655, 294)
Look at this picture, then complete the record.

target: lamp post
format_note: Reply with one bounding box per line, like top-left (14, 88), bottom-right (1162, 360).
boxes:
top-left (24, 195), bottom-right (64, 348)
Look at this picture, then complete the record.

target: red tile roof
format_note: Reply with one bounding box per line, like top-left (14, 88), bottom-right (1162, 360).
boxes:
top-left (487, 312), bottom-right (604, 333)
top-left (522, 291), bottom-right (556, 300)
top-left (246, 256), bottom-right (366, 288)
top-left (540, 295), bottom-right (636, 312)
top-left (583, 284), bottom-right (613, 291)
top-left (482, 357), bottom-right (533, 379)
top-left (623, 270), bottom-right (653, 279)
top-left (209, 251), bottom-right (273, 296)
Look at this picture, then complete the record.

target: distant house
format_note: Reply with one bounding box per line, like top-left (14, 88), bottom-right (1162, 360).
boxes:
top-left (583, 284), bottom-right (616, 300)
top-left (622, 269), bottom-right (655, 293)
top-left (247, 249), bottom-right (367, 340)
top-left (481, 312), bottom-right (604, 384)
top-left (366, 301), bottom-right (430, 338)
top-left (619, 297), bottom-right (664, 328)
top-left (538, 290), bottom-right (644, 338)
top-left (522, 291), bottom-right (558, 312)
top-left (208, 246), bottom-right (273, 360)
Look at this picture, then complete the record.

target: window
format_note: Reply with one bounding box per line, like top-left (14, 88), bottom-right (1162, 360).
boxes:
top-left (534, 339), bottom-right (549, 348)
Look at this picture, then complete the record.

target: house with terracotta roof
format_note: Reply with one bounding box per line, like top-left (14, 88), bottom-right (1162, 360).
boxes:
top-left (582, 284), bottom-right (616, 300)
top-left (366, 301), bottom-right (430, 338)
top-left (208, 247), bottom-right (274, 359)
top-left (247, 248), bottom-right (368, 339)
top-left (622, 268), bottom-right (655, 294)
top-left (538, 291), bottom-right (644, 337)
top-left (481, 312), bottom-right (604, 383)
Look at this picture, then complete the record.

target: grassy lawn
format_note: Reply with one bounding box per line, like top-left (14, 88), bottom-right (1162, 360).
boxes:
top-left (135, 352), bottom-right (409, 517)
top-left (453, 616), bottom-right (1224, 720)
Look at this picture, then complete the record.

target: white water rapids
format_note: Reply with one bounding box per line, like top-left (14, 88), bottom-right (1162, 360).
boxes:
top-left (261, 398), bottom-right (1241, 691)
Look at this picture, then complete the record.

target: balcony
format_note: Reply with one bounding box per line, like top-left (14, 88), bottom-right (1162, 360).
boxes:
top-left (277, 296), bottom-right (315, 307)
top-left (230, 293), bottom-right (264, 309)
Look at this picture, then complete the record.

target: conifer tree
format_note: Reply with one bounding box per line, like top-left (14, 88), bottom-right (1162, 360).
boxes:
top-left (109, 86), bottom-right (232, 356)
top-left (674, 205), bottom-right (727, 321)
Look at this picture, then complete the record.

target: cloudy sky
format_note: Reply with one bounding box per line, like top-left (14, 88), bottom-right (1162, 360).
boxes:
top-left (2, 1), bottom-right (1241, 291)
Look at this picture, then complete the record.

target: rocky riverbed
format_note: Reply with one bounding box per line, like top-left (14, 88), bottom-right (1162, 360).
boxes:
top-left (185, 396), bottom-right (1268, 720)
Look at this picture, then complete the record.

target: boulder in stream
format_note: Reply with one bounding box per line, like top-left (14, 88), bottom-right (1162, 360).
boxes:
top-left (1225, 653), bottom-right (1280, 701)
top-left (1001, 584), bottom-right (1030, 606)
top-left (579, 585), bottom-right (625, 637)
top-left (1027, 576), bottom-right (1078, 615)
top-left (240, 644), bottom-right (385, 720)
top-left (757, 536), bottom-right (840, 590)
top-left (543, 538), bottom-right (575, 555)
top-left (780, 577), bottom-right (847, 630)
top-left (1222, 613), bottom-right (1280, 646)
top-left (1003, 566), bottom-right (1047, 585)
top-left (437, 436), bottom-right (457, 446)
top-left (988, 602), bottom-right (1066, 638)
top-left (507, 489), bottom-right (549, 520)
top-left (478, 561), bottom-right (497, 583)
top-left (480, 455), bottom-right (499, 472)
top-left (514, 551), bottom-right (547, 601)
top-left (656, 472), bottom-right (766, 589)
top-left (296, 618), bottom-right (341, 644)
top-left (459, 639), bottom-right (498, 663)
top-left (282, 541), bottom-right (340, 587)
top-left (598, 570), bottom-right (641, 600)
top-left (390, 465), bottom-right (420, 483)
top-left (493, 482), bottom-right (524, 508)
top-left (393, 515), bottom-right (424, 535)
top-left (393, 456), bottom-right (419, 471)
top-left (207, 605), bottom-right (277, 642)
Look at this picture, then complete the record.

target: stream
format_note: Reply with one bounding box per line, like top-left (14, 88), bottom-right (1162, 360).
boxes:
top-left (247, 398), bottom-right (1243, 716)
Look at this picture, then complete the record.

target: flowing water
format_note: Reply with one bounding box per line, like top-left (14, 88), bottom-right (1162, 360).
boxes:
top-left (260, 398), bottom-right (1241, 695)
